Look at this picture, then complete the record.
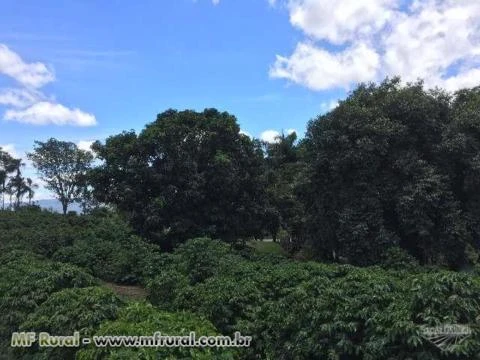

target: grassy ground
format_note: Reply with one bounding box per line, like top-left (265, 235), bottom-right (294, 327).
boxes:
top-left (247, 240), bottom-right (287, 256)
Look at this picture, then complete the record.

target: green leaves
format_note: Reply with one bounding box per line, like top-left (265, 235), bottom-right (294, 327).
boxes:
top-left (91, 109), bottom-right (267, 249)
top-left (17, 287), bottom-right (123, 359)
top-left (27, 138), bottom-right (94, 214)
top-left (0, 209), bottom-right (163, 284)
top-left (143, 238), bottom-right (480, 359)
top-left (77, 302), bottom-right (237, 360)
top-left (0, 250), bottom-right (97, 357)
top-left (302, 79), bottom-right (480, 268)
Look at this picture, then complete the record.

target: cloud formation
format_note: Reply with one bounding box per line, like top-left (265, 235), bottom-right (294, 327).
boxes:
top-left (77, 140), bottom-right (95, 152)
top-left (0, 44), bottom-right (97, 126)
top-left (0, 143), bottom-right (19, 158)
top-left (5, 102), bottom-right (96, 126)
top-left (321, 99), bottom-right (339, 112)
top-left (288, 0), bottom-right (396, 45)
top-left (270, 0), bottom-right (480, 91)
top-left (270, 42), bottom-right (380, 90)
top-left (0, 88), bottom-right (42, 108)
top-left (260, 130), bottom-right (281, 143)
top-left (0, 44), bottom-right (54, 88)
top-left (239, 130), bottom-right (252, 138)
top-left (260, 129), bottom-right (297, 143)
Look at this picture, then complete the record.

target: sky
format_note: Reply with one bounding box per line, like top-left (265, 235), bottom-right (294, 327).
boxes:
top-left (1, 0), bottom-right (480, 199)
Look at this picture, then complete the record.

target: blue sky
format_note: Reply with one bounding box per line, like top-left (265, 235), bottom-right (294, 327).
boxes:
top-left (1, 0), bottom-right (479, 199)
top-left (0, 0), bottom-right (331, 148)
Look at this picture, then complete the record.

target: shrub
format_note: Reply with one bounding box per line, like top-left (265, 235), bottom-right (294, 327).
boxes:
top-left (0, 250), bottom-right (96, 356)
top-left (380, 246), bottom-right (420, 271)
top-left (172, 238), bottom-right (232, 284)
top-left (17, 287), bottom-right (123, 359)
top-left (76, 302), bottom-right (238, 359)
top-left (147, 270), bottom-right (189, 309)
top-left (151, 239), bottom-right (480, 359)
top-left (0, 209), bottom-right (163, 284)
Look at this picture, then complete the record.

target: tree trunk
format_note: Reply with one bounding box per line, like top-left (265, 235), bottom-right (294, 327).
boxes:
top-left (1, 181), bottom-right (5, 210)
top-left (62, 201), bottom-right (68, 215)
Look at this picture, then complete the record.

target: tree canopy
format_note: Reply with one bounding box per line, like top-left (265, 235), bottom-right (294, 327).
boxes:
top-left (28, 138), bottom-right (93, 214)
top-left (90, 108), bottom-right (267, 249)
top-left (302, 78), bottom-right (480, 268)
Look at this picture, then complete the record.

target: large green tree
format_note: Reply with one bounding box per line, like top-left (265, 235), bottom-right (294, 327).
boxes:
top-left (28, 138), bottom-right (93, 214)
top-left (90, 108), bottom-right (267, 249)
top-left (302, 78), bottom-right (478, 268)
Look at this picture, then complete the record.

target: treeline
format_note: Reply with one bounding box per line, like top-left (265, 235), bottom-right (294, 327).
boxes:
top-left (4, 78), bottom-right (480, 268)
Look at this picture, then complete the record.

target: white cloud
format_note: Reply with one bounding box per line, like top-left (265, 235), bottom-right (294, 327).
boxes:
top-left (271, 0), bottom-right (480, 91)
top-left (321, 99), bottom-right (339, 112)
top-left (212, 0), bottom-right (220, 4)
top-left (383, 0), bottom-right (480, 90)
top-left (441, 68), bottom-right (480, 92)
top-left (239, 130), bottom-right (252, 138)
top-left (260, 130), bottom-right (281, 143)
top-left (286, 128), bottom-right (297, 135)
top-left (270, 42), bottom-right (380, 90)
top-left (0, 44), bottom-right (54, 88)
top-left (0, 44), bottom-right (97, 127)
top-left (5, 101), bottom-right (97, 126)
top-left (0, 143), bottom-right (19, 158)
top-left (0, 88), bottom-right (41, 108)
top-left (287, 0), bottom-right (398, 45)
top-left (77, 140), bottom-right (95, 152)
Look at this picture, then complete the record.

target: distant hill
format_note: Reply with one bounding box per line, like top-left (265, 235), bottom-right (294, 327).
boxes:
top-left (35, 199), bottom-right (83, 213)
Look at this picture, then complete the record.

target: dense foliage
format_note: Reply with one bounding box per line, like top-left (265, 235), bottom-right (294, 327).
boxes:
top-left (0, 250), bottom-right (97, 357)
top-left (0, 209), bottom-right (162, 283)
top-left (1, 210), bottom-right (480, 359)
top-left (0, 213), bottom-right (230, 359)
top-left (148, 238), bottom-right (480, 359)
top-left (302, 79), bottom-right (480, 267)
top-left (77, 302), bottom-right (237, 360)
top-left (262, 131), bottom-right (307, 249)
top-left (81, 81), bottom-right (480, 269)
top-left (90, 108), bottom-right (267, 249)
top-left (17, 287), bottom-right (123, 359)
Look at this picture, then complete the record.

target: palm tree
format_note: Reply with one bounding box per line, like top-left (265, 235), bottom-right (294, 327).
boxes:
top-left (6, 158), bottom-right (27, 209)
top-left (0, 170), bottom-right (6, 210)
top-left (1, 149), bottom-right (39, 210)
top-left (0, 149), bottom-right (17, 210)
top-left (25, 178), bottom-right (38, 205)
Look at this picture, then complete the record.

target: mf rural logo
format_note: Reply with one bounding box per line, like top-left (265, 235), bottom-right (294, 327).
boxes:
top-left (420, 324), bottom-right (472, 352)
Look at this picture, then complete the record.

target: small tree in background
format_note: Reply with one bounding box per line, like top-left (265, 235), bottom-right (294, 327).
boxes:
top-left (25, 178), bottom-right (39, 206)
top-left (28, 138), bottom-right (93, 214)
top-left (0, 148), bottom-right (16, 210)
top-left (0, 148), bottom-right (36, 210)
